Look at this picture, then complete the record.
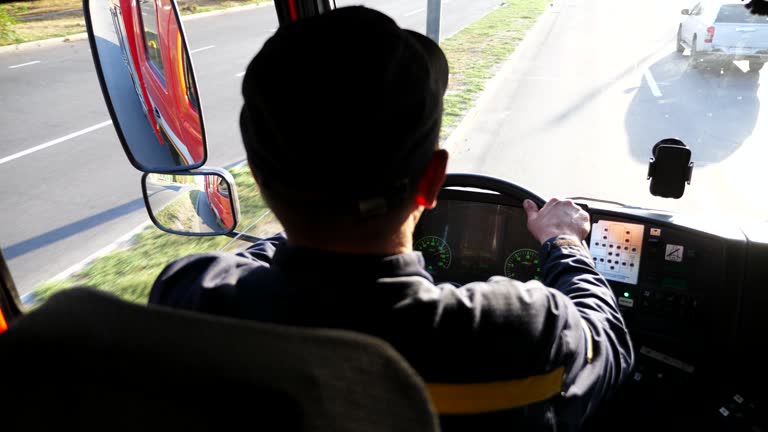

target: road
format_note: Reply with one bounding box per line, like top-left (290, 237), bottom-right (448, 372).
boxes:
top-left (0, 0), bottom-right (503, 295)
top-left (449, 0), bottom-right (768, 222)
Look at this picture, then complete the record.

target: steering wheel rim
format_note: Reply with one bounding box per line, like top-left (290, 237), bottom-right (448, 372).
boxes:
top-left (442, 173), bottom-right (547, 208)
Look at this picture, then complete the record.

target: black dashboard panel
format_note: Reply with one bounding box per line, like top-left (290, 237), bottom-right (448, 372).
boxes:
top-left (588, 212), bottom-right (741, 373)
top-left (734, 225), bottom-right (768, 393)
top-left (418, 189), bottom-right (743, 366)
top-left (416, 184), bottom-right (758, 429)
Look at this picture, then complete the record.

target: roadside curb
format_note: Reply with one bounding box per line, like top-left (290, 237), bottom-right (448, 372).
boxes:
top-left (182, 1), bottom-right (272, 21)
top-left (0, 32), bottom-right (88, 54)
top-left (0, 1), bottom-right (272, 55)
top-left (52, 219), bottom-right (153, 283)
top-left (20, 219), bottom-right (153, 304)
top-left (443, 3), bottom-right (558, 155)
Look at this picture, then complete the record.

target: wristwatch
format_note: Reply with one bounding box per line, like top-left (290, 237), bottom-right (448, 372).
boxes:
top-left (540, 236), bottom-right (585, 260)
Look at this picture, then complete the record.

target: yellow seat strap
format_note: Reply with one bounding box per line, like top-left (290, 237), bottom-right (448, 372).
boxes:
top-left (427, 367), bottom-right (565, 415)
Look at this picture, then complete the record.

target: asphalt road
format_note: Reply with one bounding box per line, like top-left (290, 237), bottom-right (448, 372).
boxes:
top-left (0, 0), bottom-right (502, 295)
top-left (449, 0), bottom-right (768, 223)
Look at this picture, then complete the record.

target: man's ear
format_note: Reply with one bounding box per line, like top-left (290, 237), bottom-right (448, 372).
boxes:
top-left (415, 150), bottom-right (449, 209)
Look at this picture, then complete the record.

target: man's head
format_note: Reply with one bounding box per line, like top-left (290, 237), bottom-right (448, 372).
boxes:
top-left (240, 6), bottom-right (449, 251)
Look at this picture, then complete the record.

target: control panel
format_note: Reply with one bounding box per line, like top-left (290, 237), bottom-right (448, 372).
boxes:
top-left (425, 178), bottom-right (752, 431)
top-left (587, 214), bottom-right (734, 367)
top-left (417, 190), bottom-right (739, 382)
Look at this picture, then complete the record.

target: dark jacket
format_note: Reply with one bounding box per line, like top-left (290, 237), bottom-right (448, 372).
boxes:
top-left (150, 232), bottom-right (633, 431)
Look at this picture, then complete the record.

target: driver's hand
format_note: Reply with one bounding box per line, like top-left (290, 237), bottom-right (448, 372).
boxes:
top-left (523, 198), bottom-right (590, 245)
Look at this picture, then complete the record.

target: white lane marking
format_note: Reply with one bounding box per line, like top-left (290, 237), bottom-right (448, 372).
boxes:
top-left (404, 7), bottom-right (425, 16)
top-left (235, 71), bottom-right (245, 77)
top-left (643, 69), bottom-right (662, 97)
top-left (0, 120), bottom-right (112, 166)
top-left (8, 61), bottom-right (40, 69)
top-left (190, 45), bottom-right (215, 53)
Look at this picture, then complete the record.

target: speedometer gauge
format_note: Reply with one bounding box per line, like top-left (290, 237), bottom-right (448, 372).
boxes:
top-left (414, 236), bottom-right (452, 273)
top-left (504, 249), bottom-right (541, 282)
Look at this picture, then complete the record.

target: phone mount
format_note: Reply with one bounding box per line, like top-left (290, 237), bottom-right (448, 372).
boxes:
top-left (647, 138), bottom-right (694, 199)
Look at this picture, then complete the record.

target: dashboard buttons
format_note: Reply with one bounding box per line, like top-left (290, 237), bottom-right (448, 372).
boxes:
top-left (619, 297), bottom-right (635, 308)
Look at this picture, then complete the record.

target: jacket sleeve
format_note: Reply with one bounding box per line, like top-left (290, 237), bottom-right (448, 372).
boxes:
top-left (235, 232), bottom-right (288, 263)
top-left (147, 232), bottom-right (287, 309)
top-left (538, 236), bottom-right (634, 425)
top-left (386, 237), bottom-right (631, 426)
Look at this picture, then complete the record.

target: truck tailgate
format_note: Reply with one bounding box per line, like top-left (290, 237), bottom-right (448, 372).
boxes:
top-left (713, 23), bottom-right (768, 52)
top-left (713, 5), bottom-right (768, 53)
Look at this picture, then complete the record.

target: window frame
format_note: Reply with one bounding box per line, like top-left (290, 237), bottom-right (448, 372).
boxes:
top-left (138, 0), bottom-right (166, 86)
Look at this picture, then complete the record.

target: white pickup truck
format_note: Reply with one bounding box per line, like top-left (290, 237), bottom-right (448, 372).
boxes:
top-left (677, 1), bottom-right (768, 72)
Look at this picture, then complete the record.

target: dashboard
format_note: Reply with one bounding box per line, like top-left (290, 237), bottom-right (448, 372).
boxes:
top-left (413, 197), bottom-right (541, 284)
top-left (414, 177), bottom-right (767, 431)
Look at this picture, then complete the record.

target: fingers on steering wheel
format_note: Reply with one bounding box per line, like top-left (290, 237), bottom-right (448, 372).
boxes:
top-left (542, 198), bottom-right (559, 210)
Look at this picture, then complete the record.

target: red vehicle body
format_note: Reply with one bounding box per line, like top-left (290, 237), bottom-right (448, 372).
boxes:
top-left (205, 175), bottom-right (234, 229)
top-left (110, 0), bottom-right (203, 165)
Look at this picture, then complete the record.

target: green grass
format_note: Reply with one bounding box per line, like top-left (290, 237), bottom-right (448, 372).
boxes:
top-left (154, 189), bottom-right (200, 230)
top-left (27, 0), bottom-right (549, 306)
top-left (0, 9), bottom-right (21, 45)
top-left (177, 0), bottom-right (266, 14)
top-left (440, 0), bottom-right (550, 135)
top-left (181, 0), bottom-right (264, 14)
top-left (1, 17), bottom-right (86, 45)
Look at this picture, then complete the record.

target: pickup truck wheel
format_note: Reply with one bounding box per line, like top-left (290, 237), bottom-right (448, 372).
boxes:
top-left (749, 61), bottom-right (764, 72)
top-left (676, 27), bottom-right (685, 53)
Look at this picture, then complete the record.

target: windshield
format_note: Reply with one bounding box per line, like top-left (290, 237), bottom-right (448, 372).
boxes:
top-left (2, 0), bottom-right (766, 305)
top-left (431, 0), bottom-right (767, 222)
top-left (716, 4), bottom-right (768, 23)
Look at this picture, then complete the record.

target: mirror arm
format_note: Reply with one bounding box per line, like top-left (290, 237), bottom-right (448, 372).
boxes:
top-left (224, 230), bottom-right (262, 244)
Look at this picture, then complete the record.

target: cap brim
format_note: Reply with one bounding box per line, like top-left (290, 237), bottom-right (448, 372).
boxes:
top-left (404, 30), bottom-right (449, 95)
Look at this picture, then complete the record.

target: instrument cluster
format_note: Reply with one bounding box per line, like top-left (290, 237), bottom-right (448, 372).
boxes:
top-left (413, 199), bottom-right (542, 284)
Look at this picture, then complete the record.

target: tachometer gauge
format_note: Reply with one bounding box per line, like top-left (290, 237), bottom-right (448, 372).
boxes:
top-left (414, 236), bottom-right (452, 273)
top-left (504, 249), bottom-right (541, 282)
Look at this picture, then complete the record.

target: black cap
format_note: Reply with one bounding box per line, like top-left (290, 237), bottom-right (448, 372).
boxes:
top-left (240, 6), bottom-right (449, 215)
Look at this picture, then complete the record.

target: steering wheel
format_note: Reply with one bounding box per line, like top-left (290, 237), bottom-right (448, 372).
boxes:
top-left (441, 173), bottom-right (547, 208)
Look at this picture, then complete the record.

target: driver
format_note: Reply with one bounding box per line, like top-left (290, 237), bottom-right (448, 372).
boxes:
top-left (149, 6), bottom-right (633, 431)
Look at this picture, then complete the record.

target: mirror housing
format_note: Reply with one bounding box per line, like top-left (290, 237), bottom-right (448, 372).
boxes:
top-left (142, 169), bottom-right (240, 236)
top-left (647, 138), bottom-right (694, 199)
top-left (85, 0), bottom-right (207, 172)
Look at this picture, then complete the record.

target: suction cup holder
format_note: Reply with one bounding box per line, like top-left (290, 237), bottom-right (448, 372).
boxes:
top-left (647, 138), bottom-right (694, 199)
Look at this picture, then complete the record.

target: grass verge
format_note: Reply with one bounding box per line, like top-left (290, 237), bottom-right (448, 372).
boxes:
top-left (27, 0), bottom-right (549, 306)
top-left (440, 0), bottom-right (549, 135)
top-left (0, 9), bottom-right (20, 44)
top-left (0, 0), bottom-right (268, 46)
top-left (154, 189), bottom-right (200, 230)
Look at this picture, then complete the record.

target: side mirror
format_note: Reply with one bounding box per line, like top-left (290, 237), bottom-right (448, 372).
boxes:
top-left (85, 0), bottom-right (207, 172)
top-left (681, 8), bottom-right (690, 15)
top-left (142, 169), bottom-right (240, 235)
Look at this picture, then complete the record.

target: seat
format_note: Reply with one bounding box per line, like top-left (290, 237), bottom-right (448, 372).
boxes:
top-left (0, 287), bottom-right (439, 432)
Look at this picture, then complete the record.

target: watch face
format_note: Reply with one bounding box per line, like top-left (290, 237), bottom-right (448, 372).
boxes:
top-left (553, 237), bottom-right (582, 248)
